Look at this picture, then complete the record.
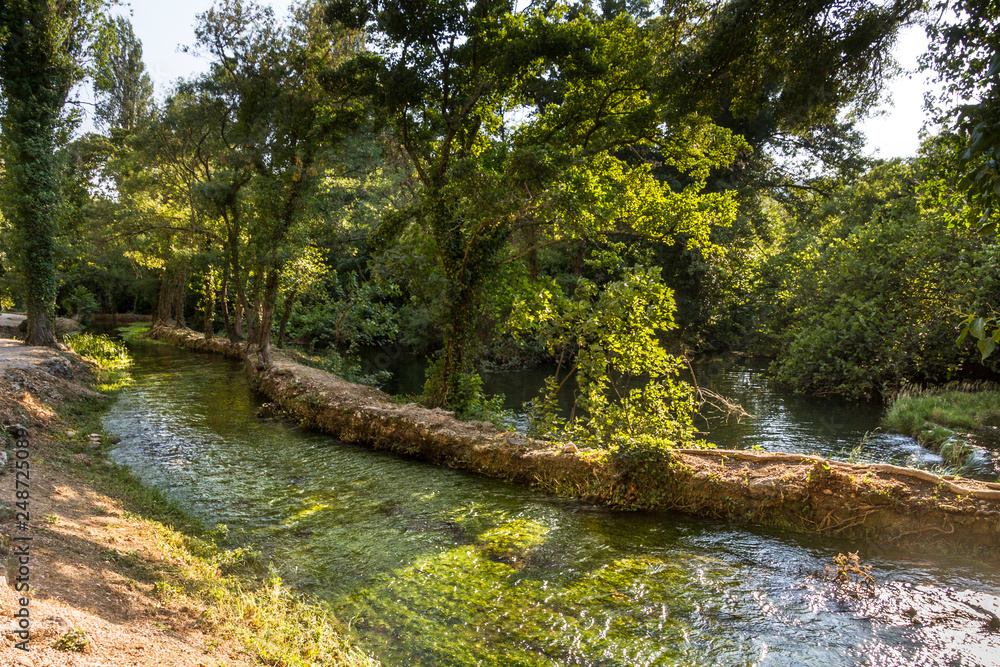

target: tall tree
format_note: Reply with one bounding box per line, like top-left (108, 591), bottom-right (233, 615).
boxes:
top-left (925, 0), bottom-right (1000, 357)
top-left (332, 0), bottom-right (742, 408)
top-left (0, 0), bottom-right (109, 346)
top-left (183, 0), bottom-right (365, 364)
top-left (92, 16), bottom-right (154, 133)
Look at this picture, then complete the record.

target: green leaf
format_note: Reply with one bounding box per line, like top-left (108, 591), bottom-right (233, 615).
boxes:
top-left (971, 317), bottom-right (987, 340)
top-left (978, 337), bottom-right (996, 360)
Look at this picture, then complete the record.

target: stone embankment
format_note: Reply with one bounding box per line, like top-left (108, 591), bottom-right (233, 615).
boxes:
top-left (150, 326), bottom-right (1000, 553)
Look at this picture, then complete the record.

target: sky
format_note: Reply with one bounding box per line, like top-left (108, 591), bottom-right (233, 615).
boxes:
top-left (112, 0), bottom-right (938, 160)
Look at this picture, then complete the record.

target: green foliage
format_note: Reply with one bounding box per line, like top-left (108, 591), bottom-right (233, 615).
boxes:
top-left (91, 16), bottom-right (153, 132)
top-left (925, 0), bottom-right (1000, 233)
top-left (767, 159), bottom-right (1000, 398)
top-left (52, 627), bottom-right (90, 652)
top-left (344, 0), bottom-right (742, 408)
top-left (287, 272), bottom-right (399, 349)
top-left (60, 284), bottom-right (99, 321)
top-left (66, 332), bottom-right (132, 391)
top-left (514, 266), bottom-right (698, 452)
top-left (289, 348), bottom-right (391, 389)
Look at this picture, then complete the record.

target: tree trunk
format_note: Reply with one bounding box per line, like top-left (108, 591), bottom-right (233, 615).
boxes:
top-left (203, 270), bottom-right (215, 340)
top-left (277, 287), bottom-right (299, 349)
top-left (24, 297), bottom-right (57, 347)
top-left (153, 265), bottom-right (188, 327)
top-left (427, 283), bottom-right (476, 409)
top-left (171, 268), bottom-right (187, 327)
top-left (233, 299), bottom-right (244, 339)
top-left (0, 2), bottom-right (64, 349)
top-left (153, 270), bottom-right (173, 326)
top-left (247, 269), bottom-right (279, 367)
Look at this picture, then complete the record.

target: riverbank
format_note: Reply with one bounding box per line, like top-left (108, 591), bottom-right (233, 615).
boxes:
top-left (150, 325), bottom-right (1000, 554)
top-left (0, 337), bottom-right (377, 666)
top-left (884, 383), bottom-right (1000, 468)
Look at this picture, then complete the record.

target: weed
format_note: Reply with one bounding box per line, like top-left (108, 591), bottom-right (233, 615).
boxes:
top-left (42, 513), bottom-right (60, 525)
top-left (825, 552), bottom-right (876, 594)
top-left (884, 386), bottom-right (1000, 469)
top-left (52, 627), bottom-right (90, 652)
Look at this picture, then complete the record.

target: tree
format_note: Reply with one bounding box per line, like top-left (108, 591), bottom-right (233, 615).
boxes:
top-left (334, 0), bottom-right (741, 409)
top-left (189, 0), bottom-right (366, 365)
top-left (0, 0), bottom-right (110, 346)
top-left (92, 15), bottom-right (154, 133)
top-left (924, 0), bottom-right (1000, 356)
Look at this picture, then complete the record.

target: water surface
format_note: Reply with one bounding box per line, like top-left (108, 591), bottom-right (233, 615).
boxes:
top-left (104, 341), bottom-right (1000, 666)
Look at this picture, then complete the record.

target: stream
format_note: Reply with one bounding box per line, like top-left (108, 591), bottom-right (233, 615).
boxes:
top-left (103, 340), bottom-right (1000, 666)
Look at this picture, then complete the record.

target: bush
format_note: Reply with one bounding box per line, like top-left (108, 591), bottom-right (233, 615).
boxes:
top-left (286, 349), bottom-right (392, 389)
top-left (767, 160), bottom-right (1000, 398)
top-left (60, 285), bottom-right (99, 323)
top-left (514, 266), bottom-right (701, 453)
top-left (421, 358), bottom-right (515, 428)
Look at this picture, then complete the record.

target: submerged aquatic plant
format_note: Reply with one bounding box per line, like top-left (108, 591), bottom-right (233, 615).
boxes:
top-left (344, 519), bottom-right (753, 666)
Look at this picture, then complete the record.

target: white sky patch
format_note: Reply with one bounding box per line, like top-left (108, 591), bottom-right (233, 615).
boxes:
top-left (857, 24), bottom-right (941, 159)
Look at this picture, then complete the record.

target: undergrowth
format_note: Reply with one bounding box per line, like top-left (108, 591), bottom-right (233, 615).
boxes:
top-left (285, 348), bottom-right (392, 389)
top-left (65, 332), bottom-right (132, 391)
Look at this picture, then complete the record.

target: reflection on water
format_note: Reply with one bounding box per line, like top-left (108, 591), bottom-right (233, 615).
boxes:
top-left (104, 342), bottom-right (1000, 666)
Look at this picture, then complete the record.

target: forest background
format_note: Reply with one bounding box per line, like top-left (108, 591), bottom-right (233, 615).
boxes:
top-left (1, 0), bottom-right (999, 452)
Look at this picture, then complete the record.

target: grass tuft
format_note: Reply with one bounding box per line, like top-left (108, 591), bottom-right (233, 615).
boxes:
top-left (883, 384), bottom-right (1000, 469)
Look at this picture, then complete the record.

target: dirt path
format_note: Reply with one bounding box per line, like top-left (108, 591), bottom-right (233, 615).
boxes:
top-left (0, 338), bottom-right (255, 667)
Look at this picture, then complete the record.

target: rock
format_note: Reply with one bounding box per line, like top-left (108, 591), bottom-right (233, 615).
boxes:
top-left (66, 430), bottom-right (76, 437)
top-left (0, 615), bottom-right (71, 640)
top-left (88, 433), bottom-right (101, 440)
top-left (41, 356), bottom-right (73, 380)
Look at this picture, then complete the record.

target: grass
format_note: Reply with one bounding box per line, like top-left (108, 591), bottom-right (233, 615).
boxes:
top-left (65, 332), bottom-right (133, 391)
top-left (883, 382), bottom-right (1000, 470)
top-left (57, 350), bottom-right (380, 667)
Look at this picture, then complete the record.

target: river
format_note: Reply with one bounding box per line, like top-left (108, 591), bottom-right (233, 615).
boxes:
top-left (103, 340), bottom-right (1000, 666)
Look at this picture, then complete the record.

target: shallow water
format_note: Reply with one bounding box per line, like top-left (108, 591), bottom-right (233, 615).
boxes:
top-left (104, 341), bottom-right (1000, 666)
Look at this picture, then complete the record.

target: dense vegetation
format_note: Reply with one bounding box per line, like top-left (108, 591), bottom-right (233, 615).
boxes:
top-left (1, 0), bottom-right (999, 449)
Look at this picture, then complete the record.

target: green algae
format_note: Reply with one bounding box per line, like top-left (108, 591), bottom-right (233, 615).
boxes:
top-left (476, 519), bottom-right (549, 563)
top-left (344, 520), bottom-right (757, 667)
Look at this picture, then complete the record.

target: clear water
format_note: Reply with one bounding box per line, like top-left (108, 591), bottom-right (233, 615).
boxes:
top-left (103, 341), bottom-right (1000, 666)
